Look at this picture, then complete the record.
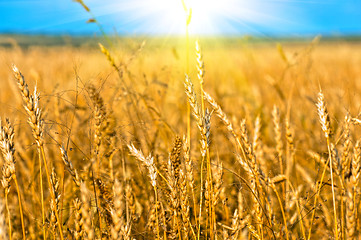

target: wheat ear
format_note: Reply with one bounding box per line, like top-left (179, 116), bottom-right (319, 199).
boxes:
top-left (80, 183), bottom-right (94, 240)
top-left (73, 198), bottom-right (83, 240)
top-left (346, 140), bottom-right (360, 238)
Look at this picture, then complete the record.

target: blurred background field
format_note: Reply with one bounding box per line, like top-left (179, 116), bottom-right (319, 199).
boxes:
top-left (2, 35), bottom-right (361, 126)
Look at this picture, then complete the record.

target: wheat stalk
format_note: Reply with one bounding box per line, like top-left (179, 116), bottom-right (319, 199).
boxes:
top-left (13, 65), bottom-right (64, 240)
top-left (308, 91), bottom-right (338, 240)
top-left (0, 118), bottom-right (25, 240)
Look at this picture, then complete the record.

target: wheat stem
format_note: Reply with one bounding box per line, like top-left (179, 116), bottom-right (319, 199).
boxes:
top-left (40, 147), bottom-right (64, 239)
top-left (270, 183), bottom-right (289, 240)
top-left (4, 192), bottom-right (11, 240)
top-left (327, 138), bottom-right (339, 240)
top-left (37, 148), bottom-right (46, 240)
top-left (13, 176), bottom-right (25, 240)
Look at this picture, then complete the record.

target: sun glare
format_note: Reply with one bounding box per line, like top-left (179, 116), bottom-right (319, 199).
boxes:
top-left (187, 0), bottom-right (226, 33)
top-left (149, 0), bottom-right (236, 35)
top-left (110, 0), bottom-right (273, 35)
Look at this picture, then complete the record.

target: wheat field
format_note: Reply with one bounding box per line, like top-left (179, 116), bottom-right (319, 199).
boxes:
top-left (0, 36), bottom-right (361, 240)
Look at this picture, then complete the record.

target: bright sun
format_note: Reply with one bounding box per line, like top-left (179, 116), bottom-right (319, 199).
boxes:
top-left (149, 0), bottom-right (235, 34)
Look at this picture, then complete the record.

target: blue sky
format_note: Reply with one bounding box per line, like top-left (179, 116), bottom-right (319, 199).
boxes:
top-left (0, 0), bottom-right (360, 36)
